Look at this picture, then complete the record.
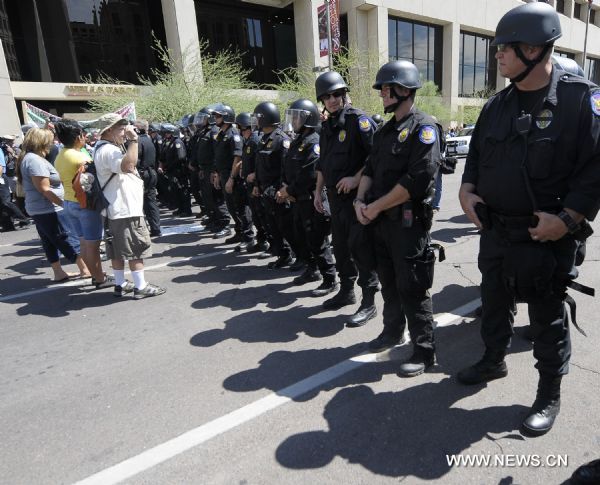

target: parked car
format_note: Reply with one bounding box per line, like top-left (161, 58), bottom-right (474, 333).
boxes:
top-left (445, 126), bottom-right (474, 158)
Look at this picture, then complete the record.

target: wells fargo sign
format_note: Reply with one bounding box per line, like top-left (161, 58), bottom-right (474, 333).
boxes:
top-left (64, 84), bottom-right (139, 97)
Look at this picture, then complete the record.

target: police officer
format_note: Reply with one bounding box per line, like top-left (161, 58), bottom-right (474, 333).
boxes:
top-left (211, 104), bottom-right (245, 241)
top-left (191, 107), bottom-right (222, 232)
top-left (252, 101), bottom-right (295, 268)
top-left (160, 123), bottom-right (192, 217)
top-left (154, 123), bottom-right (169, 207)
top-left (279, 99), bottom-right (338, 295)
top-left (182, 113), bottom-right (204, 214)
top-left (237, 112), bottom-right (269, 253)
top-left (133, 119), bottom-right (161, 237)
top-left (355, 60), bottom-right (441, 375)
top-left (313, 71), bottom-right (380, 327)
top-left (458, 2), bottom-right (600, 436)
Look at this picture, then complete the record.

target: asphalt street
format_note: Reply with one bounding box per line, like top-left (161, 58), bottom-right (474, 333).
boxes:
top-left (1, 160), bottom-right (599, 485)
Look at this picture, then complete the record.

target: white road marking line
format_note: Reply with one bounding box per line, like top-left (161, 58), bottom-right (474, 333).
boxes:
top-left (73, 300), bottom-right (480, 485)
top-left (0, 250), bottom-right (231, 303)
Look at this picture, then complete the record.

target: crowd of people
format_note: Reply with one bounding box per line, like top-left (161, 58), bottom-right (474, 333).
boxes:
top-left (1, 2), bottom-right (600, 481)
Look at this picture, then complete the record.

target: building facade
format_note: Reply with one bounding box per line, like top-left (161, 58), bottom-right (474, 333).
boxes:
top-left (1, 0), bottom-right (599, 135)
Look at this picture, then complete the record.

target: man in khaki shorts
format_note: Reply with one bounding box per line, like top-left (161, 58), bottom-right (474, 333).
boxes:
top-left (93, 113), bottom-right (166, 299)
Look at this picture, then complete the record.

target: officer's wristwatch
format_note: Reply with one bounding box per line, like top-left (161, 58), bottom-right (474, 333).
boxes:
top-left (557, 210), bottom-right (579, 234)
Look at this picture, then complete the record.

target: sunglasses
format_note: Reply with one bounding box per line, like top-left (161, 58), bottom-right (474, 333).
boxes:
top-left (321, 91), bottom-right (344, 101)
top-left (496, 44), bottom-right (515, 53)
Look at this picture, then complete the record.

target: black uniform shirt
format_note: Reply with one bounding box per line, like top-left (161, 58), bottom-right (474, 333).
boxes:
top-left (195, 125), bottom-right (217, 171)
top-left (213, 124), bottom-right (243, 174)
top-left (364, 108), bottom-right (441, 201)
top-left (186, 132), bottom-right (199, 167)
top-left (240, 131), bottom-right (260, 179)
top-left (255, 128), bottom-right (291, 189)
top-left (163, 136), bottom-right (187, 173)
top-left (137, 133), bottom-right (156, 170)
top-left (283, 131), bottom-right (320, 198)
top-left (462, 67), bottom-right (600, 219)
top-left (317, 106), bottom-right (375, 188)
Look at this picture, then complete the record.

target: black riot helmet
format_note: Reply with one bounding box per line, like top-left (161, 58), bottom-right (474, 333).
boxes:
top-left (372, 60), bottom-right (422, 90)
top-left (161, 123), bottom-right (178, 135)
top-left (373, 60), bottom-right (422, 114)
top-left (235, 112), bottom-right (253, 130)
top-left (315, 71), bottom-right (348, 100)
top-left (552, 55), bottom-right (584, 77)
top-left (252, 102), bottom-right (280, 130)
top-left (371, 114), bottom-right (384, 127)
top-left (492, 2), bottom-right (561, 47)
top-left (148, 122), bottom-right (161, 133)
top-left (194, 107), bottom-right (212, 127)
top-left (493, 2), bottom-right (561, 83)
top-left (284, 99), bottom-right (320, 133)
top-left (211, 103), bottom-right (235, 124)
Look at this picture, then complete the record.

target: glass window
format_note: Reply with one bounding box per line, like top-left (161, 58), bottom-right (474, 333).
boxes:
top-left (555, 50), bottom-right (575, 59)
top-left (585, 57), bottom-right (600, 84)
top-left (1, 0), bottom-right (167, 83)
top-left (574, 3), bottom-right (581, 20)
top-left (459, 31), bottom-right (497, 97)
top-left (556, 0), bottom-right (565, 14)
top-left (195, 0), bottom-right (295, 86)
top-left (590, 9), bottom-right (596, 24)
top-left (388, 16), bottom-right (442, 89)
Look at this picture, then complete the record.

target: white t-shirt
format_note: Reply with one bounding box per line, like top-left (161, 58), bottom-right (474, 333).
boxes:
top-left (94, 142), bottom-right (144, 220)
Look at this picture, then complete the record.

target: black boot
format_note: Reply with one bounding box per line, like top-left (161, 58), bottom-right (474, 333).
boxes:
top-left (267, 255), bottom-right (293, 269)
top-left (521, 375), bottom-right (561, 437)
top-left (457, 348), bottom-right (507, 385)
top-left (293, 268), bottom-right (322, 286)
top-left (322, 286), bottom-right (356, 310)
top-left (397, 348), bottom-right (436, 377)
top-left (346, 290), bottom-right (377, 327)
top-left (247, 240), bottom-right (269, 254)
top-left (288, 258), bottom-right (306, 272)
top-left (571, 459), bottom-right (600, 484)
top-left (367, 331), bottom-right (405, 353)
top-left (311, 279), bottom-right (338, 297)
top-left (225, 233), bottom-right (243, 244)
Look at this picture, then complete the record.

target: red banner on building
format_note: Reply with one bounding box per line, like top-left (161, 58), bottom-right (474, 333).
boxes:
top-left (318, 0), bottom-right (340, 58)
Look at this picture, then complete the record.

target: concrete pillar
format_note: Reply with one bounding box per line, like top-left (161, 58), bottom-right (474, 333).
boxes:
top-left (293, 0), bottom-right (323, 71)
top-left (367, 5), bottom-right (388, 68)
top-left (347, 6), bottom-right (368, 54)
top-left (0, 39), bottom-right (24, 138)
top-left (442, 21), bottom-right (460, 112)
top-left (161, 0), bottom-right (203, 83)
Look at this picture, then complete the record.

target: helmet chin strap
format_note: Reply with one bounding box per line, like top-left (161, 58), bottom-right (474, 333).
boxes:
top-left (384, 86), bottom-right (410, 114)
top-left (510, 44), bottom-right (551, 83)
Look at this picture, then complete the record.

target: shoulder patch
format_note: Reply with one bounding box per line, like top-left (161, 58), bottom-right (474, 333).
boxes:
top-left (418, 125), bottom-right (437, 145)
top-left (233, 135), bottom-right (241, 142)
top-left (175, 142), bottom-right (182, 149)
top-left (157, 140), bottom-right (162, 145)
top-left (591, 91), bottom-right (600, 116)
top-left (358, 116), bottom-right (371, 132)
top-left (313, 144), bottom-right (320, 155)
top-left (282, 139), bottom-right (291, 149)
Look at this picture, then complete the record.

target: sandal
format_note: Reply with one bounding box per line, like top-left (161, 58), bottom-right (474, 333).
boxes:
top-left (133, 283), bottom-right (166, 300)
top-left (92, 273), bottom-right (115, 290)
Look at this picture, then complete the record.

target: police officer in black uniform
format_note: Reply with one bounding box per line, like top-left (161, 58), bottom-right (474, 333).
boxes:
top-left (211, 104), bottom-right (244, 241)
top-left (149, 123), bottom-right (168, 206)
top-left (314, 71), bottom-right (380, 327)
top-left (458, 2), bottom-right (600, 436)
top-left (134, 119), bottom-right (161, 237)
top-left (252, 101), bottom-right (295, 269)
top-left (191, 107), bottom-right (222, 232)
top-left (279, 98), bottom-right (338, 295)
top-left (182, 113), bottom-right (204, 214)
top-left (356, 60), bottom-right (441, 375)
top-left (237, 112), bottom-right (269, 253)
top-left (160, 123), bottom-right (192, 217)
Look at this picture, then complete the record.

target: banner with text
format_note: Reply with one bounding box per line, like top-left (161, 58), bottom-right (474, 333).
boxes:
top-left (318, 0), bottom-right (340, 58)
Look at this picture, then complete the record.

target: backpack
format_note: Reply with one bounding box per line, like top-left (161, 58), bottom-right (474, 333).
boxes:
top-left (72, 142), bottom-right (115, 211)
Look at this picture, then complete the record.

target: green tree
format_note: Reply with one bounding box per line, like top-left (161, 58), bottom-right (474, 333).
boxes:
top-left (86, 39), bottom-right (259, 122)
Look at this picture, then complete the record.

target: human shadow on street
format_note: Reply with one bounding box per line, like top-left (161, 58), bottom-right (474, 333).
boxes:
top-left (275, 377), bottom-right (528, 480)
top-left (436, 214), bottom-right (472, 225)
top-left (189, 302), bottom-right (346, 347)
top-left (221, 311), bottom-right (532, 403)
top-left (431, 225), bottom-right (480, 243)
top-left (432, 283), bottom-right (479, 314)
